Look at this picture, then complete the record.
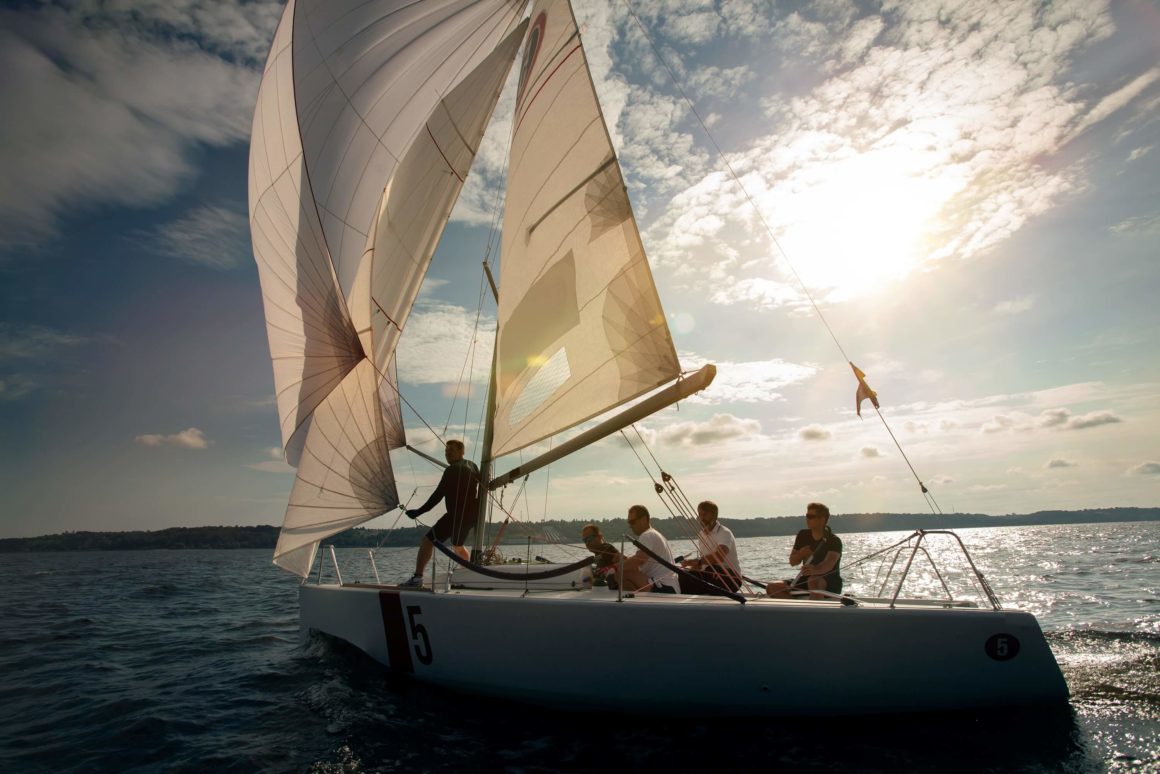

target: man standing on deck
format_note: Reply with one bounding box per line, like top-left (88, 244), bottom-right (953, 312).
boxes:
top-left (613, 505), bottom-right (678, 593)
top-left (401, 440), bottom-right (479, 587)
top-left (679, 500), bottom-right (742, 594)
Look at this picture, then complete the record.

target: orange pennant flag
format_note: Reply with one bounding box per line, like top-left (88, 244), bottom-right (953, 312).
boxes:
top-left (851, 362), bottom-right (879, 418)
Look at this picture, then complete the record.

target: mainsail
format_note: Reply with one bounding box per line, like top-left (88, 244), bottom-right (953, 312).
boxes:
top-left (249, 0), bottom-right (526, 575)
top-left (491, 0), bottom-right (680, 458)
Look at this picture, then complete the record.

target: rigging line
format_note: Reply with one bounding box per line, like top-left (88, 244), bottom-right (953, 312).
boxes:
top-left (460, 273), bottom-right (490, 436)
top-left (621, 0), bottom-right (939, 513)
top-left (541, 437), bottom-right (553, 529)
top-left (442, 268), bottom-right (489, 435)
top-left (872, 405), bottom-right (942, 514)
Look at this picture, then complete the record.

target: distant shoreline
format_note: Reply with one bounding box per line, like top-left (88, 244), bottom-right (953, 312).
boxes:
top-left (1, 507), bottom-right (1155, 552)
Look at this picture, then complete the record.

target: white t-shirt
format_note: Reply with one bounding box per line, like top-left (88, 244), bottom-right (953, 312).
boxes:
top-left (636, 527), bottom-right (678, 590)
top-left (698, 521), bottom-right (741, 578)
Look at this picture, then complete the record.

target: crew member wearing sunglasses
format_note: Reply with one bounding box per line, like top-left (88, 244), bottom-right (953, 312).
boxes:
top-left (766, 502), bottom-right (843, 600)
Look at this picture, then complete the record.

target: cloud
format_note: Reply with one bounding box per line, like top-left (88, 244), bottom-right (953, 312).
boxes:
top-left (395, 303), bottom-right (495, 386)
top-left (1127, 461), bottom-right (1160, 476)
top-left (981, 415), bottom-right (1017, 433)
top-left (1045, 458), bottom-right (1076, 469)
top-left (659, 413), bottom-right (762, 446)
top-left (968, 483), bottom-right (1007, 492)
top-left (1037, 407), bottom-right (1122, 431)
top-left (135, 427), bottom-right (212, 449)
top-left (0, 324), bottom-right (90, 401)
top-left (0, 375), bottom-right (39, 402)
top-left (798, 424), bottom-right (831, 441)
top-left (1109, 212), bottom-right (1160, 236)
top-left (1065, 411), bottom-right (1122, 429)
top-left (860, 446), bottom-right (882, 458)
top-left (637, 0), bottom-right (1124, 308)
top-left (1127, 144), bottom-right (1154, 162)
top-left (0, 4), bottom-right (271, 251)
top-left (993, 296), bottom-right (1036, 316)
top-left (682, 354), bottom-right (817, 403)
top-left (248, 446), bottom-right (292, 473)
top-left (0, 324), bottom-right (88, 361)
top-left (1069, 67), bottom-right (1160, 138)
top-left (139, 204), bottom-right (250, 269)
top-left (1037, 408), bottom-right (1071, 428)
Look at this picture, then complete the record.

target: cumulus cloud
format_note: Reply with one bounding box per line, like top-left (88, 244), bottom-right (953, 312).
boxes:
top-left (248, 446), bottom-right (292, 473)
top-left (798, 424), bottom-right (831, 441)
top-left (135, 427), bottom-right (212, 449)
top-left (1045, 458), bottom-right (1076, 469)
top-left (981, 415), bottom-right (1017, 434)
top-left (1038, 408), bottom-right (1071, 428)
top-left (396, 303), bottom-right (495, 386)
top-left (993, 296), bottom-right (1036, 316)
top-left (860, 446), bottom-right (882, 458)
top-left (1127, 461), bottom-right (1160, 476)
top-left (1064, 410), bottom-right (1122, 430)
top-left (139, 204), bottom-right (250, 269)
top-left (1032, 407), bottom-right (1122, 431)
top-left (0, 3), bottom-right (274, 251)
top-left (683, 354), bottom-right (816, 404)
top-left (659, 413), bottom-right (762, 446)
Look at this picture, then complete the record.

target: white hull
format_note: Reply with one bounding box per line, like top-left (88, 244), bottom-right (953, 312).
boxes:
top-left (299, 582), bottom-right (1068, 716)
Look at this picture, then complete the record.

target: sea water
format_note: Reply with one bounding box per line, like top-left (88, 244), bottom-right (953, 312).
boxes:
top-left (0, 522), bottom-right (1156, 772)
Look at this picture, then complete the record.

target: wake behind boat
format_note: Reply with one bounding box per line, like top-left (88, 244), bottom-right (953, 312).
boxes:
top-left (247, 0), bottom-right (1069, 715)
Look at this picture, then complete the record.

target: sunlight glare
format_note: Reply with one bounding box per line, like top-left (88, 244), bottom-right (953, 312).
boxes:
top-left (776, 147), bottom-right (966, 301)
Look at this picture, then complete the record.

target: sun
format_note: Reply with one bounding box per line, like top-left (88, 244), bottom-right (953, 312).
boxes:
top-left (774, 146), bottom-right (966, 302)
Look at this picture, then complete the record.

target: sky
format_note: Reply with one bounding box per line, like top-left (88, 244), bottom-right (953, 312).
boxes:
top-left (1, 0), bottom-right (1158, 539)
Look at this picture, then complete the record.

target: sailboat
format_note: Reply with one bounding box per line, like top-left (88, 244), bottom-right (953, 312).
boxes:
top-left (248, 0), bottom-right (1069, 715)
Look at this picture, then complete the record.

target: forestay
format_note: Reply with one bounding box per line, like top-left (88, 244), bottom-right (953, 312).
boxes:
top-left (491, 0), bottom-right (680, 458)
top-left (248, 0), bottom-right (526, 575)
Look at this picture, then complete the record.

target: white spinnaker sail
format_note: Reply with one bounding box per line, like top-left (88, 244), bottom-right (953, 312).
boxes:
top-left (251, 0), bottom-right (525, 459)
top-left (273, 361), bottom-right (396, 576)
top-left (249, 0), bottom-right (527, 574)
top-left (491, 0), bottom-right (680, 458)
top-left (295, 0), bottom-right (527, 304)
top-left (361, 19), bottom-right (529, 376)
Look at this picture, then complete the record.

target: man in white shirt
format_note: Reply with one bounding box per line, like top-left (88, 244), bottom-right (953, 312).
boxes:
top-left (614, 504), bottom-right (678, 593)
top-left (679, 500), bottom-right (742, 594)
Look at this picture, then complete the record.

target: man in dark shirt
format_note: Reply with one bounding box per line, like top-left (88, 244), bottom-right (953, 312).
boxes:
top-left (401, 440), bottom-right (480, 587)
top-left (766, 502), bottom-right (843, 599)
top-left (581, 523), bottom-right (618, 586)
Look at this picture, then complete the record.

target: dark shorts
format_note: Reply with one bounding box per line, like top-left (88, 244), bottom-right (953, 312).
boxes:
top-left (789, 573), bottom-right (843, 595)
top-left (426, 510), bottom-right (473, 545)
top-left (679, 568), bottom-right (741, 596)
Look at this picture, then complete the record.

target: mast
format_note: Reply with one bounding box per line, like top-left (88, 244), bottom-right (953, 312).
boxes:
top-left (472, 264), bottom-right (502, 560)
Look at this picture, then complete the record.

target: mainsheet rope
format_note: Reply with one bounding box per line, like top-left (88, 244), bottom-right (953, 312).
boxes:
top-left (430, 538), bottom-right (594, 581)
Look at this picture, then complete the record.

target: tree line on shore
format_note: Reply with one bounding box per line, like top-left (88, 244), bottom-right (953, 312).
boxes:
top-left (1, 507), bottom-right (1155, 552)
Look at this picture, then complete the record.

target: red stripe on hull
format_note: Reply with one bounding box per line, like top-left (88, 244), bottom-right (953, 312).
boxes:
top-left (378, 590), bottom-right (414, 674)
